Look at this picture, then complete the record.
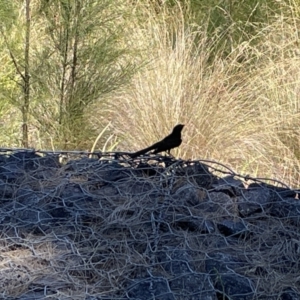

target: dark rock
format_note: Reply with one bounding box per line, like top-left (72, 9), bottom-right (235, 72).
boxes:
top-left (269, 198), bottom-right (300, 225)
top-left (212, 175), bottom-right (244, 197)
top-left (118, 180), bottom-right (154, 196)
top-left (280, 288), bottom-right (300, 300)
top-left (97, 167), bottom-right (133, 183)
top-left (214, 273), bottom-right (254, 300)
top-left (169, 273), bottom-right (215, 299)
top-left (0, 162), bottom-right (25, 182)
top-left (214, 175), bottom-right (245, 188)
top-left (175, 161), bottom-right (217, 189)
top-left (253, 266), bottom-right (268, 277)
top-left (248, 182), bottom-right (297, 199)
top-left (135, 162), bottom-right (163, 176)
top-left (6, 151), bottom-right (59, 170)
top-left (0, 152), bottom-right (300, 299)
top-left (14, 208), bottom-right (53, 226)
top-left (217, 219), bottom-right (250, 238)
top-left (206, 254), bottom-right (255, 300)
top-left (15, 187), bottom-right (39, 205)
top-left (0, 179), bottom-right (13, 198)
top-left (173, 184), bottom-right (206, 206)
top-left (238, 186), bottom-right (271, 217)
top-left (47, 206), bottom-right (71, 219)
top-left (0, 151), bottom-right (60, 183)
top-left (172, 215), bottom-right (216, 233)
top-left (158, 248), bottom-right (193, 274)
top-left (127, 277), bottom-right (175, 300)
top-left (205, 191), bottom-right (238, 217)
top-left (205, 253), bottom-right (246, 274)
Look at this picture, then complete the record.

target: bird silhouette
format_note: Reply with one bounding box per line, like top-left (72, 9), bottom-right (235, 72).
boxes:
top-left (130, 124), bottom-right (184, 158)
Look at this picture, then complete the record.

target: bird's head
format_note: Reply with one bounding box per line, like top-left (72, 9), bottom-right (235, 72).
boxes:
top-left (173, 124), bottom-right (185, 132)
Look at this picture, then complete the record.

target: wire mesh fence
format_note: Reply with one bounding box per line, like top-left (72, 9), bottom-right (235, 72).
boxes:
top-left (0, 148), bottom-right (299, 299)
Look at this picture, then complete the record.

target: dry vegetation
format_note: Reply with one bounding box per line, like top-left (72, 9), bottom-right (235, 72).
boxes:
top-left (1, 0), bottom-right (300, 186)
top-left (108, 1), bottom-right (300, 187)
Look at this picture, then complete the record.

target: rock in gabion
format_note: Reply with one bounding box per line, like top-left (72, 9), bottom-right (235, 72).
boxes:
top-left (0, 150), bottom-right (299, 299)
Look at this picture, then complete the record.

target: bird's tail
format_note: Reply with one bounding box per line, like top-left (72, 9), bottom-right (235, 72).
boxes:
top-left (129, 144), bottom-right (157, 158)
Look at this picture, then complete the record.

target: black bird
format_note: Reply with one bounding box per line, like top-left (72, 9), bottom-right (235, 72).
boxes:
top-left (130, 124), bottom-right (184, 158)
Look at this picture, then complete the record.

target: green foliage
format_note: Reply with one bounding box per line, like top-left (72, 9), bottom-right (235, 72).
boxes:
top-left (0, 0), bottom-right (139, 149)
top-left (165, 0), bottom-right (291, 57)
top-left (28, 0), bottom-right (138, 149)
top-left (0, 1), bottom-right (20, 103)
top-left (0, 0), bottom-right (17, 31)
top-left (0, 0), bottom-right (300, 186)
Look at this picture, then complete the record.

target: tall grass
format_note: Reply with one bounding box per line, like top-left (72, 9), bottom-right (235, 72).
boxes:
top-left (108, 1), bottom-right (300, 187)
top-left (1, 0), bottom-right (300, 187)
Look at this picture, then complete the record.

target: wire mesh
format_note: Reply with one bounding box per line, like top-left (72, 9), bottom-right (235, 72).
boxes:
top-left (0, 148), bottom-right (299, 299)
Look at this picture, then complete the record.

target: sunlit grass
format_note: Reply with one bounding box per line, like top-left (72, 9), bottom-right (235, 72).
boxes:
top-left (108, 0), bottom-right (300, 187)
top-left (1, 0), bottom-right (300, 187)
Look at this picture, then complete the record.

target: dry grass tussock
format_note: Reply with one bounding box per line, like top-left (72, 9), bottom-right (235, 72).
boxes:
top-left (108, 1), bottom-right (300, 187)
